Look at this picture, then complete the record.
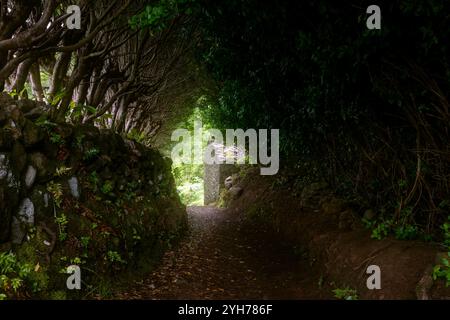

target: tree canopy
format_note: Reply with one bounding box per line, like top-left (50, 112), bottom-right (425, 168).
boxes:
top-left (1, 0), bottom-right (450, 234)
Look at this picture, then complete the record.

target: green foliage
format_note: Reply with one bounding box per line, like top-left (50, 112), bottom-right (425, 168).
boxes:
top-left (69, 102), bottom-right (96, 122)
top-left (55, 213), bottom-right (68, 242)
top-left (89, 171), bottom-right (100, 191)
top-left (83, 147), bottom-right (100, 161)
top-left (101, 180), bottom-right (114, 195)
top-left (441, 216), bottom-right (450, 248)
top-left (106, 251), bottom-right (126, 265)
top-left (394, 224), bottom-right (419, 240)
top-left (129, 0), bottom-right (197, 31)
top-left (332, 287), bottom-right (358, 300)
top-left (169, 107), bottom-right (207, 206)
top-left (433, 253), bottom-right (450, 287)
top-left (371, 221), bottom-right (391, 240)
top-left (74, 133), bottom-right (85, 149)
top-left (47, 90), bottom-right (66, 107)
top-left (49, 132), bottom-right (64, 145)
top-left (35, 115), bottom-right (58, 129)
top-left (7, 88), bottom-right (28, 99)
top-left (172, 164), bottom-right (203, 205)
top-left (363, 215), bottom-right (419, 241)
top-left (127, 128), bottom-right (146, 144)
top-left (433, 216), bottom-right (450, 286)
top-left (55, 166), bottom-right (71, 177)
top-left (0, 252), bottom-right (47, 299)
top-left (47, 182), bottom-right (63, 207)
top-left (196, 0), bottom-right (450, 234)
top-left (80, 236), bottom-right (90, 249)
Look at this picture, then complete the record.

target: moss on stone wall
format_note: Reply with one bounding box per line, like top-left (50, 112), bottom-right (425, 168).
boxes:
top-left (0, 93), bottom-right (186, 299)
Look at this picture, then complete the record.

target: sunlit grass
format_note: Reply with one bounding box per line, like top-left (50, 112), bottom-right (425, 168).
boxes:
top-left (176, 180), bottom-right (204, 206)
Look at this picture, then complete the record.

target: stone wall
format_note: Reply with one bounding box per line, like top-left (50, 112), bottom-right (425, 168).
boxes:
top-left (0, 93), bottom-right (186, 298)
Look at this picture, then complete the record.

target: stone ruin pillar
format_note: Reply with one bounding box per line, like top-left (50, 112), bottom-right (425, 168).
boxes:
top-left (203, 142), bottom-right (240, 205)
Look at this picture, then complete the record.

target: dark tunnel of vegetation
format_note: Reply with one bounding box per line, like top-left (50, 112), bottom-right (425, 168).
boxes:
top-left (0, 0), bottom-right (450, 298)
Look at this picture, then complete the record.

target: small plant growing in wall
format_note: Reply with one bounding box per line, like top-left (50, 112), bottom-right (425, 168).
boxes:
top-left (106, 251), bottom-right (126, 265)
top-left (333, 287), bottom-right (358, 300)
top-left (83, 147), bottom-right (100, 161)
top-left (49, 132), bottom-right (64, 145)
top-left (101, 180), bottom-right (114, 195)
top-left (47, 182), bottom-right (63, 207)
top-left (55, 166), bottom-right (72, 177)
top-left (0, 252), bottom-right (47, 299)
top-left (55, 213), bottom-right (68, 242)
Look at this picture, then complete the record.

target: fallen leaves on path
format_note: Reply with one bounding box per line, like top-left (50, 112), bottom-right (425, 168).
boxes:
top-left (113, 206), bottom-right (332, 300)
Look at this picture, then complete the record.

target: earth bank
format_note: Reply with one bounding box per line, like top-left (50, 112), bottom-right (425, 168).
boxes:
top-left (220, 167), bottom-right (450, 299)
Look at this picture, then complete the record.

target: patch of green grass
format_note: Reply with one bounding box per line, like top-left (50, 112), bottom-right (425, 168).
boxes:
top-left (433, 216), bottom-right (450, 286)
top-left (363, 217), bottom-right (419, 241)
top-left (333, 287), bottom-right (358, 300)
top-left (101, 180), bottom-right (114, 195)
top-left (172, 163), bottom-right (204, 206)
top-left (0, 251), bottom-right (48, 299)
top-left (49, 132), bottom-right (64, 145)
top-left (55, 212), bottom-right (68, 242)
top-left (433, 253), bottom-right (450, 287)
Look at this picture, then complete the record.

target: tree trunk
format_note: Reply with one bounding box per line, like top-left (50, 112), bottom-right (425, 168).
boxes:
top-left (29, 62), bottom-right (44, 101)
top-left (13, 58), bottom-right (34, 98)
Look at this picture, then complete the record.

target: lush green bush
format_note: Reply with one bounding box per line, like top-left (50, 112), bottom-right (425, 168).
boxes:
top-left (172, 164), bottom-right (204, 206)
top-left (196, 0), bottom-right (450, 237)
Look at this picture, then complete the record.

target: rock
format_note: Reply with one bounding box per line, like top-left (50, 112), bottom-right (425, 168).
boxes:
top-left (231, 173), bottom-right (240, 183)
top-left (0, 152), bottom-right (20, 189)
top-left (0, 127), bottom-right (14, 149)
top-left (29, 186), bottom-right (53, 219)
top-left (23, 119), bottom-right (43, 146)
top-left (11, 142), bottom-right (27, 174)
top-left (0, 153), bottom-right (20, 241)
top-left (224, 176), bottom-right (233, 190)
top-left (29, 152), bottom-right (48, 177)
top-left (44, 193), bottom-right (49, 207)
top-left (23, 104), bottom-right (48, 120)
top-left (4, 104), bottom-right (22, 124)
top-left (54, 123), bottom-right (73, 139)
top-left (0, 186), bottom-right (12, 242)
top-left (11, 216), bottom-right (25, 244)
top-left (16, 99), bottom-right (37, 114)
top-left (125, 140), bottom-right (142, 157)
top-left (18, 198), bottom-right (34, 225)
top-left (5, 119), bottom-right (22, 140)
top-left (24, 165), bottom-right (37, 188)
top-left (0, 153), bottom-right (9, 180)
top-left (68, 176), bottom-right (80, 199)
top-left (11, 198), bottom-right (35, 244)
top-left (229, 186), bottom-right (243, 199)
top-left (363, 209), bottom-right (376, 221)
top-left (0, 108), bottom-right (7, 124)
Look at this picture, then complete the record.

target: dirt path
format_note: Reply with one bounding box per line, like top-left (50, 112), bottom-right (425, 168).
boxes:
top-left (114, 206), bottom-right (332, 299)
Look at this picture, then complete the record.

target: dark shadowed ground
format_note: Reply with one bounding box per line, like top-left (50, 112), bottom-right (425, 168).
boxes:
top-left (114, 206), bottom-right (333, 299)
